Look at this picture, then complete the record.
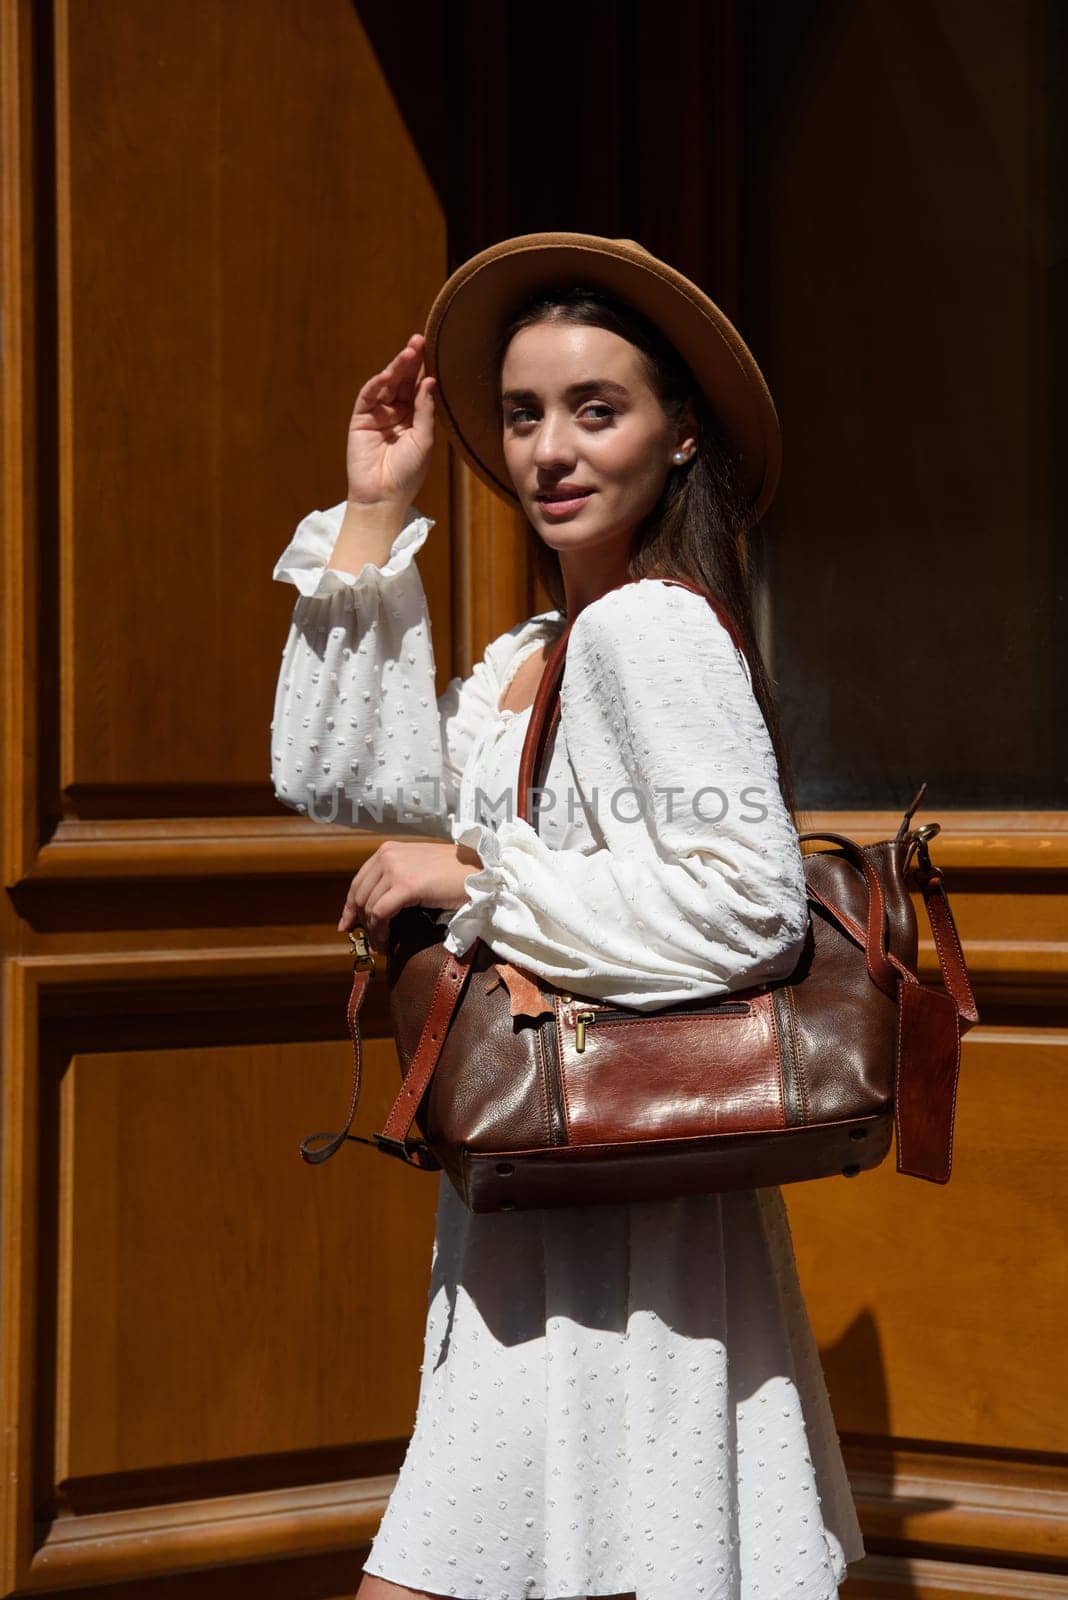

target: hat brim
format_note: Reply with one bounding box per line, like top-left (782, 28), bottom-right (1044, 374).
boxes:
top-left (424, 232), bottom-right (781, 531)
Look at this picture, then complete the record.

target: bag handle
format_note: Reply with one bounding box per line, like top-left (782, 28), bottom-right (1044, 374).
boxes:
top-left (795, 823), bottom-right (978, 1029)
top-left (794, 828), bottom-right (898, 1000)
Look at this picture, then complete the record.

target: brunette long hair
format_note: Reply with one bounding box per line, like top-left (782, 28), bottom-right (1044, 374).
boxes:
top-left (497, 286), bottom-right (800, 825)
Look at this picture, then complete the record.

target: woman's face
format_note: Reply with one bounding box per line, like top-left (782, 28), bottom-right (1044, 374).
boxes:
top-left (500, 321), bottom-right (690, 557)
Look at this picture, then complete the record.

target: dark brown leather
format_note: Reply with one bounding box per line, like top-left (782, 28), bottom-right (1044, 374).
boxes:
top-left (458, 1113), bottom-right (897, 1211)
top-left (301, 578), bottom-right (980, 1211)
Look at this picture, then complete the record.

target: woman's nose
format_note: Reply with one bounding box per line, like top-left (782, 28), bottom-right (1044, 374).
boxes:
top-left (532, 413), bottom-right (575, 470)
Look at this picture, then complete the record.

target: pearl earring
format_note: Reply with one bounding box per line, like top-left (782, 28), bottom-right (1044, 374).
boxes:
top-left (672, 449), bottom-right (688, 465)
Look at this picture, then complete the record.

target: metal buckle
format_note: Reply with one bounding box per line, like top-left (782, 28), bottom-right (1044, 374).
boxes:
top-left (373, 1132), bottom-right (428, 1163)
top-left (347, 927), bottom-right (376, 970)
top-left (907, 821), bottom-right (941, 874)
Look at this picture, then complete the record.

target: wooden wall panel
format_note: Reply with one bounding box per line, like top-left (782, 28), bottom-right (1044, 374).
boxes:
top-left (58, 1039), bottom-right (434, 1479)
top-left (56, 0), bottom-right (451, 813)
top-left (4, 953), bottom-right (441, 1594)
top-left (454, 470), bottom-right (533, 675)
top-left (786, 1025), bottom-right (1068, 1453)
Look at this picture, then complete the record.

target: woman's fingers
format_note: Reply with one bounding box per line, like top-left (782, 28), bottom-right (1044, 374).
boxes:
top-left (356, 364), bottom-right (402, 417)
top-left (392, 356), bottom-right (421, 414)
top-left (387, 337), bottom-right (426, 415)
top-left (357, 880), bottom-right (415, 952)
top-left (339, 876), bottom-right (399, 952)
top-left (411, 373), bottom-right (436, 450)
top-left (337, 854), bottom-right (385, 933)
top-left (357, 336), bottom-right (425, 415)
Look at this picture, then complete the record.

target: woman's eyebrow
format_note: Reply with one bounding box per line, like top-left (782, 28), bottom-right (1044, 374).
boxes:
top-left (501, 379), bottom-right (631, 405)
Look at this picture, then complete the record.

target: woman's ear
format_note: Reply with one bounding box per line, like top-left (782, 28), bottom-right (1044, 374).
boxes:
top-left (673, 399), bottom-right (699, 464)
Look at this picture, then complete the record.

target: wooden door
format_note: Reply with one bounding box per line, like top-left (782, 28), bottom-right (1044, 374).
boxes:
top-left (1, 2), bottom-right (449, 1595)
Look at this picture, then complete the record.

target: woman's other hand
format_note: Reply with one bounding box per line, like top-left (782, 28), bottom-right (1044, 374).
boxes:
top-left (346, 332), bottom-right (436, 511)
top-left (338, 838), bottom-right (482, 951)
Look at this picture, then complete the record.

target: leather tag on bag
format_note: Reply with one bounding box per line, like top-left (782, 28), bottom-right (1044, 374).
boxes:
top-left (894, 980), bottom-right (961, 1183)
top-left (486, 960), bottom-right (554, 1019)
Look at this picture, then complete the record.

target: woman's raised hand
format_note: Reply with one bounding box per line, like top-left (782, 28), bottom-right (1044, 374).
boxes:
top-left (346, 332), bottom-right (436, 510)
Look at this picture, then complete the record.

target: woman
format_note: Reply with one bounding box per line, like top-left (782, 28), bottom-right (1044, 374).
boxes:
top-left (271, 234), bottom-right (866, 1600)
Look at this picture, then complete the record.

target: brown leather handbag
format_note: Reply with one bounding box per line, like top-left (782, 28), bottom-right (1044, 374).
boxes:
top-left (301, 581), bottom-right (980, 1212)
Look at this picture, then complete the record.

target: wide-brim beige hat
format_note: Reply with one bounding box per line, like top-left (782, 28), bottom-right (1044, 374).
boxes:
top-left (424, 232), bottom-right (782, 530)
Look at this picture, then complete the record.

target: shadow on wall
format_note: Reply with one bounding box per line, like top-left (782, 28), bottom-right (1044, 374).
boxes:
top-left (827, 1307), bottom-right (959, 1589)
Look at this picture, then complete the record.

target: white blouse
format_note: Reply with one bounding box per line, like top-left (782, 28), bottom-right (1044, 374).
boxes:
top-left (271, 501), bottom-right (810, 1011)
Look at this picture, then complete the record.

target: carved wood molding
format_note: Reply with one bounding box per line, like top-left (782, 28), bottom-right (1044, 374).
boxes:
top-left (12, 812), bottom-right (1068, 885)
top-left (22, 1475), bottom-right (393, 1590)
top-left (18, 1462), bottom-right (1067, 1595)
top-left (21, 818), bottom-right (389, 882)
top-left (846, 1552), bottom-right (1066, 1598)
top-left (844, 1443), bottom-right (1068, 1564)
top-left (796, 812), bottom-right (1068, 874)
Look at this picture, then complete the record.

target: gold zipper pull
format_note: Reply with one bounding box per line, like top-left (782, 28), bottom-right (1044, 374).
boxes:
top-left (575, 1009), bottom-right (595, 1052)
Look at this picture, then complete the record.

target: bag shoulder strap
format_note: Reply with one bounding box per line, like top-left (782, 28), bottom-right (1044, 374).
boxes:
top-left (517, 576), bottom-right (748, 828)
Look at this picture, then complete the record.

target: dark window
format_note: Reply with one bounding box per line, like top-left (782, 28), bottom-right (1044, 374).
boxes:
top-left (742, 0), bottom-right (1066, 809)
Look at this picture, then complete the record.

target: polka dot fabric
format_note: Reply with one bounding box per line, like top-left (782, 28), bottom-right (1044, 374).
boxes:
top-left (271, 501), bottom-right (866, 1597)
top-left (362, 1182), bottom-right (864, 1599)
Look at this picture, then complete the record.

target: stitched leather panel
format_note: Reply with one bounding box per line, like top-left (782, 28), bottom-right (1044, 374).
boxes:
top-left (557, 991), bottom-right (787, 1145)
top-left (779, 900), bottom-right (899, 1124)
top-left (771, 987), bottom-right (806, 1126)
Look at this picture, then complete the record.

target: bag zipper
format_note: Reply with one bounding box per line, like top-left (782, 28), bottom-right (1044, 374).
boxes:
top-left (566, 1000), bottom-right (752, 1053)
top-left (539, 998), bottom-right (568, 1144)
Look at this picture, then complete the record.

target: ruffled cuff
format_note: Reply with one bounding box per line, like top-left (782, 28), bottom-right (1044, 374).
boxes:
top-left (442, 816), bottom-right (526, 958)
top-left (272, 500), bottom-right (434, 598)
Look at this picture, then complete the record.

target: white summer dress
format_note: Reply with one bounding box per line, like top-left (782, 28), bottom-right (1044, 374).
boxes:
top-left (271, 502), bottom-right (867, 1600)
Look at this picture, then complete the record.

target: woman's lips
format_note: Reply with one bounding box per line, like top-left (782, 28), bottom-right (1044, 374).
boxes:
top-left (534, 489), bottom-right (595, 519)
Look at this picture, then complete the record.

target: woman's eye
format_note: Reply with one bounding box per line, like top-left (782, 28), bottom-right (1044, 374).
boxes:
top-left (504, 402), bottom-right (615, 428)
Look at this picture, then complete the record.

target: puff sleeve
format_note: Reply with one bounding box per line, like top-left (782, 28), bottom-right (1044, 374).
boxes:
top-left (271, 500), bottom-right (501, 838)
top-left (442, 579), bottom-right (810, 1010)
